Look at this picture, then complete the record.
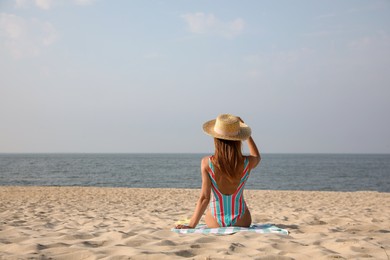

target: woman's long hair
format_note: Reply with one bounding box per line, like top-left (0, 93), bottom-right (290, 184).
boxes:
top-left (213, 138), bottom-right (243, 181)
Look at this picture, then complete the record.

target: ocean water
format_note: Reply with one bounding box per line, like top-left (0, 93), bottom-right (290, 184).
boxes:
top-left (0, 153), bottom-right (389, 192)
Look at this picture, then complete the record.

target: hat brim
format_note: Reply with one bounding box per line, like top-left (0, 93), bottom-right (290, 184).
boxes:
top-left (202, 119), bottom-right (251, 141)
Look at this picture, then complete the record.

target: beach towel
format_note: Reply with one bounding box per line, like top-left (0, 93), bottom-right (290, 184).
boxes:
top-left (171, 224), bottom-right (289, 235)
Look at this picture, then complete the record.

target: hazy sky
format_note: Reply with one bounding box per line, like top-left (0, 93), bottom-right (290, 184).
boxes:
top-left (1, 0), bottom-right (389, 153)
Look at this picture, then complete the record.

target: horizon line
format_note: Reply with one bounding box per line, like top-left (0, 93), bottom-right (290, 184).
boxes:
top-left (0, 152), bottom-right (389, 155)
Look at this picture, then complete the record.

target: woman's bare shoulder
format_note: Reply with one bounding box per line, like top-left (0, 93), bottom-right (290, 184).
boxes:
top-left (201, 156), bottom-right (211, 169)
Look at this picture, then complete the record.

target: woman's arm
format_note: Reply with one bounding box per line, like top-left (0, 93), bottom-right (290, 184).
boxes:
top-left (238, 117), bottom-right (261, 169)
top-left (247, 136), bottom-right (261, 169)
top-left (175, 157), bottom-right (211, 229)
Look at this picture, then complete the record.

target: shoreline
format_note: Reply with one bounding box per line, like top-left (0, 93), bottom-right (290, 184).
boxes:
top-left (1, 186), bottom-right (389, 259)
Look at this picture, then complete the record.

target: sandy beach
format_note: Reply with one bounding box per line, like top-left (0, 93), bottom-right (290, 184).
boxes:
top-left (0, 186), bottom-right (389, 259)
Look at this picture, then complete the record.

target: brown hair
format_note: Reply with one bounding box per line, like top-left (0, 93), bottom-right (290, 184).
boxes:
top-left (212, 138), bottom-right (243, 181)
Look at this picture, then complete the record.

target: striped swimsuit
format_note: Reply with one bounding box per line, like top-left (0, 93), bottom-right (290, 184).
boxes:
top-left (208, 157), bottom-right (251, 227)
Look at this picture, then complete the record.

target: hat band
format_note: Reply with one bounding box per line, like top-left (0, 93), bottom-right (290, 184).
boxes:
top-left (214, 126), bottom-right (239, 137)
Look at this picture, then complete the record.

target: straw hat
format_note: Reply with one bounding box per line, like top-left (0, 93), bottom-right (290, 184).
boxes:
top-left (202, 114), bottom-right (251, 141)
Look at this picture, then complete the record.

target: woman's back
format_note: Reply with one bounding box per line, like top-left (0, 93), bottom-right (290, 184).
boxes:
top-left (207, 156), bottom-right (251, 227)
top-left (209, 156), bottom-right (246, 195)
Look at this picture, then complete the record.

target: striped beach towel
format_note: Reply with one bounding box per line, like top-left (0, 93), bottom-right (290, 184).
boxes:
top-left (171, 224), bottom-right (289, 235)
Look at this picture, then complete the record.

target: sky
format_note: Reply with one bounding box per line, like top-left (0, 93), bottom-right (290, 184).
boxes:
top-left (0, 0), bottom-right (389, 154)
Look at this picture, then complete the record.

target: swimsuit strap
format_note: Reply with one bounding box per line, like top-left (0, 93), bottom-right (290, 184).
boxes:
top-left (208, 156), bottom-right (216, 179)
top-left (240, 157), bottom-right (250, 184)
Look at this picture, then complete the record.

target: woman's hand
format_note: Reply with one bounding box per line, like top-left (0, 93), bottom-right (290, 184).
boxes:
top-left (174, 224), bottom-right (192, 229)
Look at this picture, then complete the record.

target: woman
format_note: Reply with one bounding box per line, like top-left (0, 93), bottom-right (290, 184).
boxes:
top-left (175, 114), bottom-right (261, 229)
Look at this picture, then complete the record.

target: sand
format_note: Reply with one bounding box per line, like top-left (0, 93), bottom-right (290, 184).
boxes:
top-left (0, 186), bottom-right (389, 260)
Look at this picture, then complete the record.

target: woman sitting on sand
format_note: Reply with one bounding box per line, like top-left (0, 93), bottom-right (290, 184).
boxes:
top-left (175, 114), bottom-right (261, 229)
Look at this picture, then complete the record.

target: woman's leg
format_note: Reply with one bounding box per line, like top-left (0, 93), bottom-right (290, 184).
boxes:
top-left (205, 209), bottom-right (220, 228)
top-left (205, 208), bottom-right (252, 228)
top-left (234, 208), bottom-right (252, 227)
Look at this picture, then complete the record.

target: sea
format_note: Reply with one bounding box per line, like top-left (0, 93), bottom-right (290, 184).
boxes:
top-left (0, 153), bottom-right (389, 192)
